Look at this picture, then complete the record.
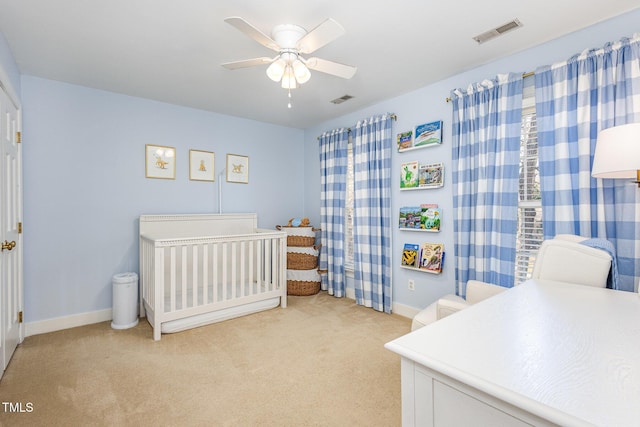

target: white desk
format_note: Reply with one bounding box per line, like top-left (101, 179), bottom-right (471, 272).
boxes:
top-left (385, 279), bottom-right (640, 427)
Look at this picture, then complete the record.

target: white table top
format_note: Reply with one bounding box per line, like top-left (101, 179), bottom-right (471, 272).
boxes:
top-left (385, 279), bottom-right (640, 427)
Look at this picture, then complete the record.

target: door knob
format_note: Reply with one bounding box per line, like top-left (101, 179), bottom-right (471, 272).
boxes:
top-left (1, 240), bottom-right (16, 251)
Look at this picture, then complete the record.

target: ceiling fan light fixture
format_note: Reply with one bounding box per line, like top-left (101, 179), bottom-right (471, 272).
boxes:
top-left (292, 59), bottom-right (311, 84)
top-left (281, 66), bottom-right (297, 89)
top-left (266, 58), bottom-right (286, 82)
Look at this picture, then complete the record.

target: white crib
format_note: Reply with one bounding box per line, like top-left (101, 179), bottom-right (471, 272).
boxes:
top-left (139, 213), bottom-right (287, 340)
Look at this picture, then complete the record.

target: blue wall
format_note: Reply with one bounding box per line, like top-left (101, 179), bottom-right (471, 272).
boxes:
top-left (1, 9), bottom-right (639, 324)
top-left (21, 77), bottom-right (304, 322)
top-left (303, 9), bottom-right (640, 312)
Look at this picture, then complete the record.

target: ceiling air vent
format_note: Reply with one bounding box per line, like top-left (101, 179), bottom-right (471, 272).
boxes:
top-left (473, 18), bottom-right (523, 44)
top-left (331, 95), bottom-right (354, 105)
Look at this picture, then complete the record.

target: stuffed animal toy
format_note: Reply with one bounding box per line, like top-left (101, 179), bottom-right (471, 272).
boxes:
top-left (287, 217), bottom-right (311, 227)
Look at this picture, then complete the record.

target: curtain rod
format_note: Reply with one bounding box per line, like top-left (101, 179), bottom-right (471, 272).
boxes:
top-left (445, 71), bottom-right (535, 103)
top-left (317, 113), bottom-right (397, 140)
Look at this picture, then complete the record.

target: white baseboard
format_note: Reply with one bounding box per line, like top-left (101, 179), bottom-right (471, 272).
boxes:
top-left (25, 308), bottom-right (113, 337)
top-left (345, 287), bottom-right (415, 320)
top-left (24, 297), bottom-right (416, 337)
top-left (391, 302), bottom-right (419, 320)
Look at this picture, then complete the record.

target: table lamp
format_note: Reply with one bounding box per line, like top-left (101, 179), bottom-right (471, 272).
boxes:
top-left (592, 123), bottom-right (640, 186)
top-left (592, 122), bottom-right (640, 293)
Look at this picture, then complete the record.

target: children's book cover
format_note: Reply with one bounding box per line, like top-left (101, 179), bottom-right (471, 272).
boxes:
top-left (402, 243), bottom-right (420, 268)
top-left (397, 130), bottom-right (413, 151)
top-left (414, 120), bottom-right (443, 147)
top-left (400, 161), bottom-right (419, 189)
top-left (420, 204), bottom-right (441, 231)
top-left (419, 242), bottom-right (444, 273)
top-left (399, 206), bottom-right (422, 229)
top-left (418, 162), bottom-right (444, 188)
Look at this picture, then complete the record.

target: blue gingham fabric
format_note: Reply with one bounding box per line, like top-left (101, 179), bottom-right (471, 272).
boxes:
top-left (353, 114), bottom-right (393, 313)
top-left (535, 34), bottom-right (640, 292)
top-left (580, 238), bottom-right (620, 290)
top-left (451, 73), bottom-right (523, 296)
top-left (319, 128), bottom-right (349, 297)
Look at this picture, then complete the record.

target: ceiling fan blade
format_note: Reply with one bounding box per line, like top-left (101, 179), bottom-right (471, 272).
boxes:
top-left (221, 57), bottom-right (274, 70)
top-left (305, 57), bottom-right (357, 79)
top-left (296, 18), bottom-right (346, 54)
top-left (224, 16), bottom-right (280, 52)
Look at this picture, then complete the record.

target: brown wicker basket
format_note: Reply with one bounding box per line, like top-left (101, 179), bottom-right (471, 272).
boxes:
top-left (276, 225), bottom-right (321, 247)
top-left (287, 280), bottom-right (321, 296)
top-left (287, 252), bottom-right (318, 270)
top-left (287, 235), bottom-right (316, 247)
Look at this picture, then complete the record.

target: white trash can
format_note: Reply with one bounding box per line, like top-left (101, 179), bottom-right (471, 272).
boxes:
top-left (111, 272), bottom-right (139, 329)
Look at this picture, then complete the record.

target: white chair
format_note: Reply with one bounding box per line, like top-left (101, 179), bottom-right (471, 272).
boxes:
top-left (410, 235), bottom-right (613, 331)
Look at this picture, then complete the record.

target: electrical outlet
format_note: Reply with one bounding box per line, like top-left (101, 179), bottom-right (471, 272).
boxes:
top-left (408, 279), bottom-right (415, 291)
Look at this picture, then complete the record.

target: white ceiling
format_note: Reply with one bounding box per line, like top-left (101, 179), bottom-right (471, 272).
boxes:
top-left (0, 1), bottom-right (638, 129)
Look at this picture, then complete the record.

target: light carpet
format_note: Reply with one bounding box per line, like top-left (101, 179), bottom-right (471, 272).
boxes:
top-left (0, 292), bottom-right (411, 426)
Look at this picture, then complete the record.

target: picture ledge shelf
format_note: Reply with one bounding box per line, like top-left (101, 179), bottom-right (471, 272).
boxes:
top-left (398, 144), bottom-right (440, 153)
top-left (399, 265), bottom-right (441, 274)
top-left (400, 186), bottom-right (443, 191)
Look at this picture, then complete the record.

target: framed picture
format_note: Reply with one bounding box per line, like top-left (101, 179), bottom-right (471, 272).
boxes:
top-left (189, 150), bottom-right (215, 181)
top-left (226, 154), bottom-right (249, 184)
top-left (145, 144), bottom-right (176, 179)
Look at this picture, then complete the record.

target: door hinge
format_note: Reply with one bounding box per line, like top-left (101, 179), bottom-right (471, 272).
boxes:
top-left (18, 311), bottom-right (23, 323)
top-left (16, 131), bottom-right (21, 143)
top-left (18, 222), bottom-right (22, 234)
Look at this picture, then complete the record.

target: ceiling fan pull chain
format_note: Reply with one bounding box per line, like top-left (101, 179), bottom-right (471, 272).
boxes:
top-left (287, 88), bottom-right (292, 109)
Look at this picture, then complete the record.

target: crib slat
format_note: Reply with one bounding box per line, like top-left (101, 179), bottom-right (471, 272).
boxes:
top-left (239, 241), bottom-right (245, 297)
top-left (231, 241), bottom-right (237, 299)
top-left (222, 242), bottom-right (228, 301)
top-left (154, 245), bottom-right (164, 315)
top-left (248, 240), bottom-right (254, 295)
top-left (192, 245), bottom-right (199, 307)
top-left (257, 240), bottom-right (262, 290)
top-left (181, 246), bottom-right (188, 309)
top-left (203, 244), bottom-right (209, 306)
top-left (264, 240), bottom-right (271, 292)
top-left (169, 247), bottom-right (176, 312)
top-left (212, 243), bottom-right (218, 303)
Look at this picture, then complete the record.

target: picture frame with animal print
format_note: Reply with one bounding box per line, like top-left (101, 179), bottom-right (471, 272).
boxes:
top-left (145, 144), bottom-right (176, 179)
top-left (189, 149), bottom-right (215, 182)
top-left (226, 153), bottom-right (249, 184)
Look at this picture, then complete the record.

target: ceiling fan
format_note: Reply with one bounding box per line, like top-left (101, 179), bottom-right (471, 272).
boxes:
top-left (221, 16), bottom-right (357, 106)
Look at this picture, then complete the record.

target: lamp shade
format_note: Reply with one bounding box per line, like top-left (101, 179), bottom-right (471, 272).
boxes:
top-left (592, 123), bottom-right (640, 181)
top-left (281, 66), bottom-right (297, 89)
top-left (292, 59), bottom-right (311, 84)
top-left (266, 58), bottom-right (286, 82)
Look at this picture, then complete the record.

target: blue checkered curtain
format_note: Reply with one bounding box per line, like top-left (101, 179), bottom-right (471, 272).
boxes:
top-left (535, 34), bottom-right (640, 292)
top-left (319, 128), bottom-right (349, 297)
top-left (451, 73), bottom-right (523, 296)
top-left (353, 114), bottom-right (393, 313)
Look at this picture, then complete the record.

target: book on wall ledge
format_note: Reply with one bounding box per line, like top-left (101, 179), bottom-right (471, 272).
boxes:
top-left (419, 242), bottom-right (444, 273)
top-left (402, 243), bottom-right (420, 268)
top-left (400, 161), bottom-right (419, 189)
top-left (420, 204), bottom-right (441, 231)
top-left (399, 206), bottom-right (422, 229)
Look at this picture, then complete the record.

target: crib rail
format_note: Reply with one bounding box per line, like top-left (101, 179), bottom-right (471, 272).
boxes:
top-left (140, 230), bottom-right (287, 336)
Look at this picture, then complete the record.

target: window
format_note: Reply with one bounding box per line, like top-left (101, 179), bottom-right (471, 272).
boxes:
top-left (515, 78), bottom-right (543, 284)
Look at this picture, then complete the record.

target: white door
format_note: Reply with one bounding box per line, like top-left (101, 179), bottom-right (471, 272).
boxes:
top-left (0, 84), bottom-right (22, 380)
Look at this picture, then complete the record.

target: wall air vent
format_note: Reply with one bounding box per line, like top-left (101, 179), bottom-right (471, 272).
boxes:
top-left (330, 95), bottom-right (354, 105)
top-left (473, 18), bottom-right (523, 44)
